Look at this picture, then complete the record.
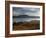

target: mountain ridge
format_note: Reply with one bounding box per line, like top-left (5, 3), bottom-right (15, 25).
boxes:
top-left (13, 15), bottom-right (40, 18)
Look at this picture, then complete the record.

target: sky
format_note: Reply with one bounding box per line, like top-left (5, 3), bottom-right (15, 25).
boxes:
top-left (13, 7), bottom-right (40, 23)
top-left (13, 7), bottom-right (40, 16)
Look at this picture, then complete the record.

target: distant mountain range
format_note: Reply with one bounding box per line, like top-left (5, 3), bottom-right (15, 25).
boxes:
top-left (13, 15), bottom-right (40, 18)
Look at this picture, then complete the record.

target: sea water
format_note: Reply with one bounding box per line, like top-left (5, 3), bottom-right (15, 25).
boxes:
top-left (13, 18), bottom-right (40, 23)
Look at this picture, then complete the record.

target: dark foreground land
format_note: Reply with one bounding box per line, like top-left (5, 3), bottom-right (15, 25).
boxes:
top-left (13, 20), bottom-right (40, 31)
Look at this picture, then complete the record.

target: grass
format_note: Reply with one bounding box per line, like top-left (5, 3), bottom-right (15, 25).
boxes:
top-left (13, 20), bottom-right (40, 31)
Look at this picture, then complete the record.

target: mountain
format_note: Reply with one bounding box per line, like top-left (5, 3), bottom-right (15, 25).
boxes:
top-left (13, 15), bottom-right (40, 18)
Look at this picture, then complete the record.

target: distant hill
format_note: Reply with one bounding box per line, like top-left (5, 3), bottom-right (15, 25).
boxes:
top-left (13, 15), bottom-right (40, 18)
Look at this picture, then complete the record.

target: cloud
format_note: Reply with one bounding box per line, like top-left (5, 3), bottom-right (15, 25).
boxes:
top-left (13, 7), bottom-right (40, 16)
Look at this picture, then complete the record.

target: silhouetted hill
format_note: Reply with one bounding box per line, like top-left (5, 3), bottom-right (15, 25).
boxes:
top-left (13, 15), bottom-right (40, 18)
